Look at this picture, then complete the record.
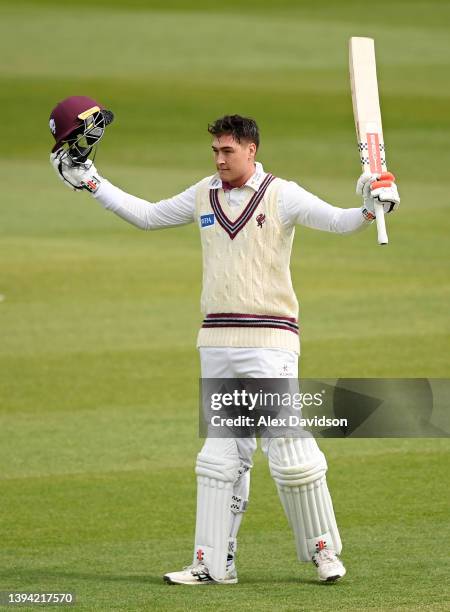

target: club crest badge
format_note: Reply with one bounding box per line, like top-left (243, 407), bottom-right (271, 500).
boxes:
top-left (256, 213), bottom-right (266, 228)
top-left (49, 118), bottom-right (56, 134)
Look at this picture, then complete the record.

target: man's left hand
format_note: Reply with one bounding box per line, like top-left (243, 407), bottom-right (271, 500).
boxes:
top-left (357, 172), bottom-right (400, 221)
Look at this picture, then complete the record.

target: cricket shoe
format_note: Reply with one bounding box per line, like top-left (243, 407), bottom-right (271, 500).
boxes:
top-left (312, 549), bottom-right (346, 582)
top-left (163, 563), bottom-right (238, 585)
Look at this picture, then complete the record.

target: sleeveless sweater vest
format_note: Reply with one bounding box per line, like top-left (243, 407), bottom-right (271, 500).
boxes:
top-left (195, 173), bottom-right (300, 353)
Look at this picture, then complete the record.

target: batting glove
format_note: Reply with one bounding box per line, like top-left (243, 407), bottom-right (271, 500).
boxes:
top-left (357, 172), bottom-right (400, 221)
top-left (50, 151), bottom-right (102, 194)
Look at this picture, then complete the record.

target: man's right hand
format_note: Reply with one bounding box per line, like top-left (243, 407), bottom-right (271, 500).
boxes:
top-left (50, 151), bottom-right (102, 194)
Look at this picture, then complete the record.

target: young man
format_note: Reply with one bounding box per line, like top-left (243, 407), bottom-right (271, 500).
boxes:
top-left (50, 100), bottom-right (400, 585)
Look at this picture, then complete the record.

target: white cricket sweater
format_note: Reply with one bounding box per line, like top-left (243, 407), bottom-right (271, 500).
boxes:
top-left (195, 173), bottom-right (300, 352)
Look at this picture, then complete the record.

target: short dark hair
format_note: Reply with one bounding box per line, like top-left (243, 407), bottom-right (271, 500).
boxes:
top-left (208, 114), bottom-right (260, 149)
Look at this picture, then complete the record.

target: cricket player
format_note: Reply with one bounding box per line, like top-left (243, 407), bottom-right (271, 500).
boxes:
top-left (49, 97), bottom-right (400, 585)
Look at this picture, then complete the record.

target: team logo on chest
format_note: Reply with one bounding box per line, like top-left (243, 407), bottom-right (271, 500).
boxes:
top-left (256, 213), bottom-right (266, 228)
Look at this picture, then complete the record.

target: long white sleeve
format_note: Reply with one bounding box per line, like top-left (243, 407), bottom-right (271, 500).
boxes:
top-left (279, 180), bottom-right (369, 234)
top-left (92, 178), bottom-right (197, 230)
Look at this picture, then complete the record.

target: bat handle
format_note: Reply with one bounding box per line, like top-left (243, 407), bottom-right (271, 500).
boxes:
top-left (374, 200), bottom-right (388, 245)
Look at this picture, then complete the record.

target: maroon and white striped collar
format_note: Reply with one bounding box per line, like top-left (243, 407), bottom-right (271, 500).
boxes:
top-left (209, 173), bottom-right (275, 240)
top-left (208, 161), bottom-right (266, 192)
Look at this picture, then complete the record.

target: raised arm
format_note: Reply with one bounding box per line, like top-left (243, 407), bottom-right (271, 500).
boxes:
top-left (279, 176), bottom-right (399, 234)
top-left (93, 179), bottom-right (196, 230)
top-left (50, 151), bottom-right (196, 230)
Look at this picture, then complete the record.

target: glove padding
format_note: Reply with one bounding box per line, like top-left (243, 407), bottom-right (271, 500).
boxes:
top-left (50, 151), bottom-right (102, 193)
top-left (357, 171), bottom-right (400, 221)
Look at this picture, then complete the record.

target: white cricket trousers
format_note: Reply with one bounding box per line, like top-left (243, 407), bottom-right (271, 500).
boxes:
top-left (199, 346), bottom-right (300, 466)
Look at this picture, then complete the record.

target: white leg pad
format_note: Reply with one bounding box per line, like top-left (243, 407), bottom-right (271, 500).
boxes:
top-left (268, 437), bottom-right (342, 561)
top-left (194, 438), bottom-right (241, 581)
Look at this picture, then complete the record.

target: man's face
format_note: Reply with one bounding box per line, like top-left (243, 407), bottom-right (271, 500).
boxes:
top-left (211, 134), bottom-right (256, 186)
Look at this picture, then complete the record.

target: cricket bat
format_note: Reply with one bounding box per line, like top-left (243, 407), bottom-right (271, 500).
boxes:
top-left (349, 36), bottom-right (389, 245)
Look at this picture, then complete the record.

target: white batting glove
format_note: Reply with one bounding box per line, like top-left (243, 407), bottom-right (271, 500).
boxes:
top-left (50, 151), bottom-right (102, 194)
top-left (357, 172), bottom-right (400, 221)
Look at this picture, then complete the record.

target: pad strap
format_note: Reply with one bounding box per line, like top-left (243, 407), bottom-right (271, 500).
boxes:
top-left (231, 494), bottom-right (248, 514)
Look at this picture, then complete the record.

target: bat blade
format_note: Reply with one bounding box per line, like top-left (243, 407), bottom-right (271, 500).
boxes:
top-left (349, 36), bottom-right (388, 245)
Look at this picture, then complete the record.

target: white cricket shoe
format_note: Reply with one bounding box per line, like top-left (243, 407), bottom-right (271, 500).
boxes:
top-left (312, 549), bottom-right (346, 582)
top-left (163, 563), bottom-right (238, 585)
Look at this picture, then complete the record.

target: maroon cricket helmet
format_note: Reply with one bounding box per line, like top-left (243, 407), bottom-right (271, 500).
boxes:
top-left (49, 95), bottom-right (113, 153)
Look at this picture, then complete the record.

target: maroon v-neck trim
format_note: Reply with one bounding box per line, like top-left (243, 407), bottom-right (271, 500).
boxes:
top-left (209, 173), bottom-right (275, 240)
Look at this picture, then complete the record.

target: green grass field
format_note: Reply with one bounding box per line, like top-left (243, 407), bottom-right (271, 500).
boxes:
top-left (1, 1), bottom-right (449, 610)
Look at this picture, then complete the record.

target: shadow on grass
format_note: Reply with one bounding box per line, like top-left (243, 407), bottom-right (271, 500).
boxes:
top-left (0, 568), bottom-right (350, 589)
top-left (0, 568), bottom-right (161, 585)
top-left (238, 576), bottom-right (348, 587)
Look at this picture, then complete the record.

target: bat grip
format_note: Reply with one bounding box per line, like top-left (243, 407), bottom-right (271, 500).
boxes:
top-left (374, 200), bottom-right (388, 245)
